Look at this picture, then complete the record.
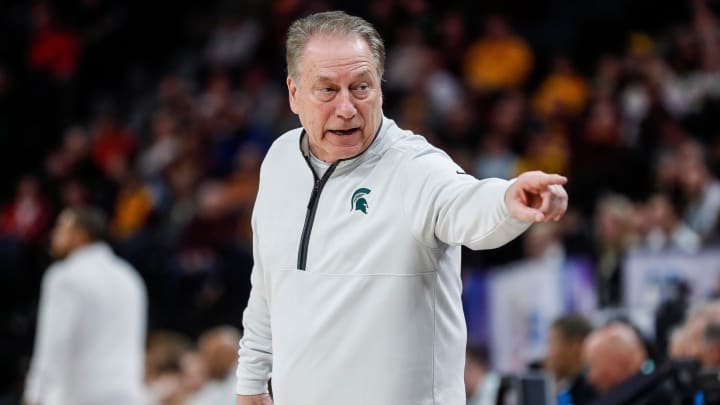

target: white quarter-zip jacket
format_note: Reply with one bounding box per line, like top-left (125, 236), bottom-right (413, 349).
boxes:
top-left (24, 243), bottom-right (147, 405)
top-left (236, 118), bottom-right (531, 405)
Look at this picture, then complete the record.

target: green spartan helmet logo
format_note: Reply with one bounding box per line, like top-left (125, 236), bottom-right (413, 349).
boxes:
top-left (351, 188), bottom-right (371, 214)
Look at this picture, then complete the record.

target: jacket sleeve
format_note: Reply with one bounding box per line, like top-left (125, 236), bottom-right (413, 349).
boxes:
top-left (236, 212), bottom-right (273, 395)
top-left (24, 267), bottom-right (80, 403)
top-left (400, 148), bottom-right (531, 250)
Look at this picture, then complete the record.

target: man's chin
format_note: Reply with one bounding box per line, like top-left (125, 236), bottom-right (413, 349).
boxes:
top-left (330, 146), bottom-right (365, 160)
top-left (327, 138), bottom-right (372, 158)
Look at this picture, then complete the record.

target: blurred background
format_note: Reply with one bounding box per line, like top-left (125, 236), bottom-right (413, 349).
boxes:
top-left (1, 0), bottom-right (720, 403)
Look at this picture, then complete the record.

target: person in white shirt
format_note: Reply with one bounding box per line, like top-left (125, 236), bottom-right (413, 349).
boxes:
top-left (236, 11), bottom-right (568, 405)
top-left (23, 207), bottom-right (147, 405)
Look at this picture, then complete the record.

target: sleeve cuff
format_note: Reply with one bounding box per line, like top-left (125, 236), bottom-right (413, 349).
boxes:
top-left (236, 377), bottom-right (270, 395)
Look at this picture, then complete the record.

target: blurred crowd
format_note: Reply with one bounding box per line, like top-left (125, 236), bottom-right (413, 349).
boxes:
top-left (1, 0), bottom-right (720, 403)
top-left (144, 326), bottom-right (241, 405)
top-left (466, 307), bottom-right (720, 404)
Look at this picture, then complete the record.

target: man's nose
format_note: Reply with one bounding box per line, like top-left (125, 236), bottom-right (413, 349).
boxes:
top-left (335, 90), bottom-right (357, 119)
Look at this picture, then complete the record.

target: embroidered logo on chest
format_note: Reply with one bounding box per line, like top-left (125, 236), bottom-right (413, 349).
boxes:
top-left (351, 188), bottom-right (371, 214)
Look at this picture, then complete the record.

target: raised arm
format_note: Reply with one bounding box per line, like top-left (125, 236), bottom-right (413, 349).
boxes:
top-left (401, 150), bottom-right (567, 250)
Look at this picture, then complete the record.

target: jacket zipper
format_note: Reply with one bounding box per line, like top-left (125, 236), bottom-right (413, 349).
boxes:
top-left (295, 120), bottom-right (383, 270)
top-left (297, 160), bottom-right (338, 270)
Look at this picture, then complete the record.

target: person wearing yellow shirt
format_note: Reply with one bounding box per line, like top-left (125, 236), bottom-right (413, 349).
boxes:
top-left (463, 15), bottom-right (534, 92)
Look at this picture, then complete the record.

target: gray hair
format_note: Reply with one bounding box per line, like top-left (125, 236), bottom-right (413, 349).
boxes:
top-left (286, 11), bottom-right (385, 81)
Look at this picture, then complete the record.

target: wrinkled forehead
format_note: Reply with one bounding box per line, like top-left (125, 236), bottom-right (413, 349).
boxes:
top-left (297, 34), bottom-right (379, 77)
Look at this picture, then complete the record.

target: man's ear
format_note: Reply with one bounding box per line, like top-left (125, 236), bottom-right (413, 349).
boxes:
top-left (287, 76), bottom-right (298, 114)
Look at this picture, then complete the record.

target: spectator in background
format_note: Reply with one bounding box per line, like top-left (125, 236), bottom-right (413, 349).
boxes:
top-left (644, 191), bottom-right (701, 254)
top-left (0, 176), bottom-right (52, 243)
top-left (532, 55), bottom-right (590, 119)
top-left (472, 132), bottom-right (517, 181)
top-left (435, 10), bottom-right (468, 73)
top-left (462, 14), bottom-right (533, 92)
top-left (593, 194), bottom-right (639, 307)
top-left (236, 64), bottom-right (286, 136)
top-left (204, 13), bottom-right (262, 69)
top-left (59, 180), bottom-right (91, 210)
top-left (700, 322), bottom-right (720, 369)
top-left (111, 171), bottom-right (154, 240)
top-left (593, 55), bottom-right (623, 100)
top-left (225, 145), bottom-right (262, 214)
top-left (60, 126), bottom-right (98, 181)
top-left (514, 126), bottom-right (569, 178)
top-left (583, 323), bottom-right (666, 403)
top-left (673, 0), bottom-right (720, 114)
top-left (138, 109), bottom-right (182, 179)
top-left (89, 112), bottom-right (136, 173)
top-left (423, 50), bottom-right (464, 123)
top-left (385, 25), bottom-right (431, 95)
top-left (523, 222), bottom-right (564, 262)
top-left (545, 315), bottom-right (596, 405)
top-left (672, 301), bottom-right (720, 362)
top-left (144, 331), bottom-right (194, 405)
top-left (23, 207), bottom-right (147, 405)
top-left (620, 41), bottom-right (689, 136)
top-left (472, 92), bottom-right (524, 180)
top-left (27, 2), bottom-right (80, 82)
top-left (163, 155), bottom-right (203, 240)
top-left (465, 345), bottom-right (500, 405)
top-left (668, 326), bottom-right (695, 360)
top-left (676, 140), bottom-right (720, 241)
top-left (187, 326), bottom-right (241, 405)
top-left (146, 347), bottom-right (209, 405)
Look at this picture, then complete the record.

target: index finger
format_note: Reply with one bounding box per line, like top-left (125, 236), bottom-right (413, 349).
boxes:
top-left (519, 172), bottom-right (568, 189)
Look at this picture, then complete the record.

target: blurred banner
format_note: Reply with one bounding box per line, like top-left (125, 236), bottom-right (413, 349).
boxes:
top-left (623, 249), bottom-right (720, 312)
top-left (463, 256), bottom-right (596, 373)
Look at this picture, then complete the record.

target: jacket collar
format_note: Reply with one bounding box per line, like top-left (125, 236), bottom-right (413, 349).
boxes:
top-left (66, 242), bottom-right (111, 262)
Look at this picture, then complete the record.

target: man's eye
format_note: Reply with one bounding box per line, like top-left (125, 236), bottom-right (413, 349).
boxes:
top-left (355, 84), bottom-right (369, 91)
top-left (321, 87), bottom-right (335, 93)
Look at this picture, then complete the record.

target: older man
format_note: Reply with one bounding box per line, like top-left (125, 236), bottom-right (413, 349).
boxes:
top-left (582, 323), bottom-right (679, 405)
top-left (583, 323), bottom-right (648, 394)
top-left (236, 11), bottom-right (568, 405)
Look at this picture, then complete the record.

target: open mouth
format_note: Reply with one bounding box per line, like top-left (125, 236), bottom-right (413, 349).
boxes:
top-left (329, 128), bottom-right (359, 135)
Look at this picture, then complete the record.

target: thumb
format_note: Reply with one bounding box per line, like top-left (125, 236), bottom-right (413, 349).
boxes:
top-left (508, 200), bottom-right (545, 222)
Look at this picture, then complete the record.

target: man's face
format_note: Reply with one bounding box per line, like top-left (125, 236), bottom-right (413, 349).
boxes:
top-left (287, 34), bottom-right (383, 163)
